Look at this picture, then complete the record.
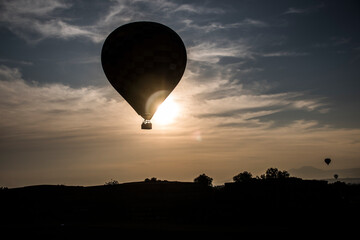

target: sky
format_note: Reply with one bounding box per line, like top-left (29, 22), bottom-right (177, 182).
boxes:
top-left (0, 0), bottom-right (359, 187)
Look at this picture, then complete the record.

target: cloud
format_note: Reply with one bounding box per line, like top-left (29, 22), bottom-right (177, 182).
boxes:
top-left (182, 18), bottom-right (267, 33)
top-left (283, 4), bottom-right (324, 15)
top-left (188, 40), bottom-right (254, 63)
top-left (0, 58), bottom-right (33, 66)
top-left (173, 3), bottom-right (225, 14)
top-left (0, 65), bottom-right (23, 81)
top-left (177, 60), bottom-right (329, 130)
top-left (94, 0), bottom-right (228, 37)
top-left (195, 90), bottom-right (326, 124)
top-left (312, 36), bottom-right (352, 50)
top-left (0, 0), bottom-right (103, 43)
top-left (283, 7), bottom-right (307, 14)
top-left (240, 18), bottom-right (268, 27)
top-left (1, 0), bottom-right (70, 16)
top-left (261, 51), bottom-right (309, 57)
top-left (0, 65), bottom-right (136, 143)
top-left (331, 37), bottom-right (351, 46)
top-left (32, 19), bottom-right (101, 42)
top-left (0, 0), bottom-right (231, 44)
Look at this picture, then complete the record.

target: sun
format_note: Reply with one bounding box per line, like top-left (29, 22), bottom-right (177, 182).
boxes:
top-left (152, 96), bottom-right (180, 125)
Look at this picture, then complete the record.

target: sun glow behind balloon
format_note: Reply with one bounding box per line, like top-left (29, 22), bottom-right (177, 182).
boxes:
top-left (152, 96), bottom-right (180, 125)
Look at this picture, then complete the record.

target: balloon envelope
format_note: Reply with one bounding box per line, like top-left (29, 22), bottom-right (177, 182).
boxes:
top-left (324, 158), bottom-right (331, 165)
top-left (101, 21), bottom-right (187, 122)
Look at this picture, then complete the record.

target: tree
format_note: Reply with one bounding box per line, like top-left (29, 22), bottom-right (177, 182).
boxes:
top-left (233, 171), bottom-right (253, 183)
top-left (264, 168), bottom-right (290, 179)
top-left (265, 168), bottom-right (279, 179)
top-left (105, 179), bottom-right (119, 185)
top-left (277, 170), bottom-right (290, 179)
top-left (194, 173), bottom-right (213, 186)
top-left (145, 177), bottom-right (158, 182)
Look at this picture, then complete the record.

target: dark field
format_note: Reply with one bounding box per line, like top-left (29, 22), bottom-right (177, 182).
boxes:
top-left (1, 179), bottom-right (359, 236)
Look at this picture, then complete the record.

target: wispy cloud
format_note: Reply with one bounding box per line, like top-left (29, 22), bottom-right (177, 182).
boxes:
top-left (175, 59), bottom-right (329, 131)
top-left (330, 37), bottom-right (351, 46)
top-left (1, 0), bottom-right (70, 16)
top-left (195, 90), bottom-right (326, 124)
top-left (283, 7), bottom-right (307, 14)
top-left (32, 19), bottom-right (101, 42)
top-left (182, 18), bottom-right (267, 33)
top-left (312, 36), bottom-right (352, 50)
top-left (283, 4), bottom-right (324, 15)
top-left (188, 40), bottom-right (254, 63)
top-left (261, 51), bottom-right (309, 57)
top-left (0, 65), bottom-right (133, 141)
top-left (0, 0), bottom-right (231, 44)
top-left (173, 3), bottom-right (225, 14)
top-left (0, 0), bottom-right (102, 43)
top-left (93, 0), bottom-right (228, 37)
top-left (0, 65), bottom-right (22, 81)
top-left (0, 58), bottom-right (33, 66)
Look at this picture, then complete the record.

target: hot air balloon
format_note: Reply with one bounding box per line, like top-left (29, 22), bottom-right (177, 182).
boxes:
top-left (101, 21), bottom-right (187, 129)
top-left (334, 174), bottom-right (338, 180)
top-left (324, 158), bottom-right (331, 165)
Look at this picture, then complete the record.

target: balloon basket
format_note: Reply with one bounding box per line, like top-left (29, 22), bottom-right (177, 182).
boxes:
top-left (141, 120), bottom-right (152, 130)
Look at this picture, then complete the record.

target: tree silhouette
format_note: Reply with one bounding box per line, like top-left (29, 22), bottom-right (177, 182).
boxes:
top-left (194, 173), bottom-right (213, 186)
top-left (105, 179), bottom-right (119, 185)
top-left (145, 177), bottom-right (158, 182)
top-left (264, 168), bottom-right (290, 179)
top-left (277, 170), bottom-right (290, 179)
top-left (233, 171), bottom-right (253, 183)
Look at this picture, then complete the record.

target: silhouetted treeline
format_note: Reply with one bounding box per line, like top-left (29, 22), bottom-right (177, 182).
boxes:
top-left (1, 170), bottom-right (359, 235)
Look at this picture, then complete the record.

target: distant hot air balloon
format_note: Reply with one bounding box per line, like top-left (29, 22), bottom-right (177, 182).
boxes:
top-left (101, 21), bottom-right (187, 129)
top-left (334, 174), bottom-right (339, 180)
top-left (324, 158), bottom-right (331, 165)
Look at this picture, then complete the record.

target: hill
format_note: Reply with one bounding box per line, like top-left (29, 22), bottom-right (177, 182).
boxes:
top-left (1, 180), bottom-right (359, 235)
